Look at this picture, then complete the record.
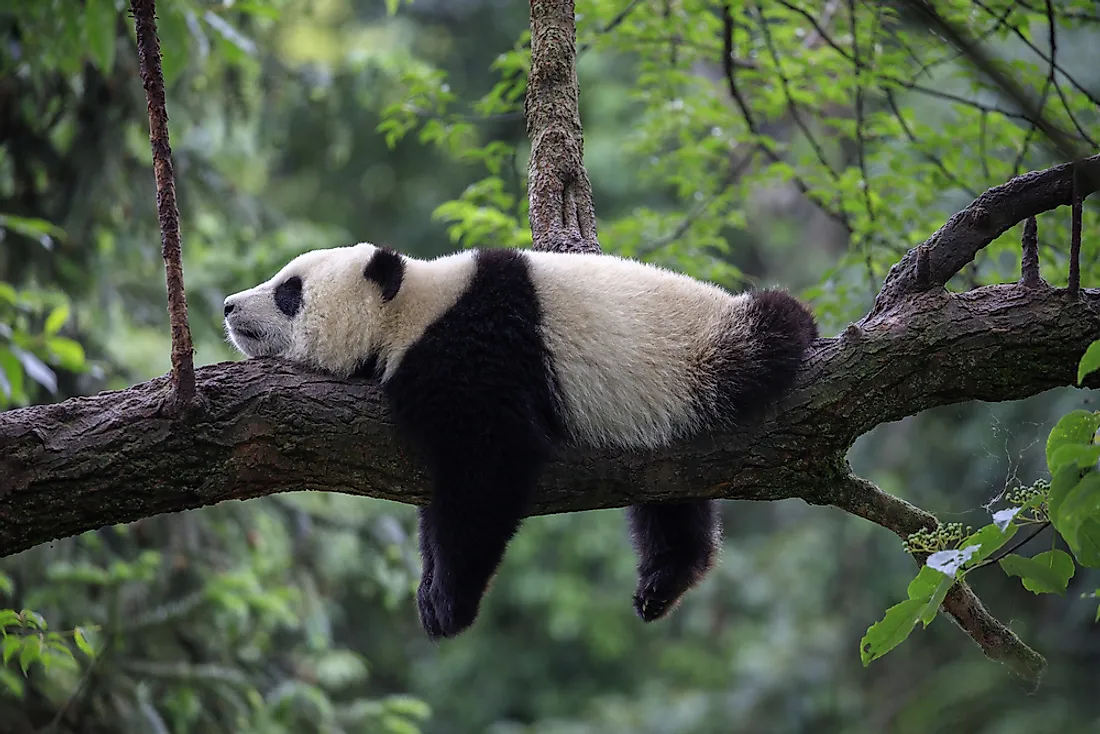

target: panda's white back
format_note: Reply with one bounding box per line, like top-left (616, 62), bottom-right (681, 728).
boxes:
top-left (521, 250), bottom-right (752, 449)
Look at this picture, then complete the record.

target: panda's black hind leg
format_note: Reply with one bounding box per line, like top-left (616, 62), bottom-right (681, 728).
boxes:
top-left (627, 499), bottom-right (721, 622)
top-left (416, 458), bottom-right (543, 640)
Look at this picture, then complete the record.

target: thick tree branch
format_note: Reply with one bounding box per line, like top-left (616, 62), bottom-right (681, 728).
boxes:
top-left (130, 0), bottom-right (195, 406)
top-left (873, 153), bottom-right (1100, 314)
top-left (2, 283), bottom-right (1095, 558)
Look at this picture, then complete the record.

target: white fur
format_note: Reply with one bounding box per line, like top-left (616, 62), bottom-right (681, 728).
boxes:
top-left (224, 243), bottom-right (474, 378)
top-left (226, 244), bottom-right (754, 451)
top-left (523, 251), bottom-right (751, 449)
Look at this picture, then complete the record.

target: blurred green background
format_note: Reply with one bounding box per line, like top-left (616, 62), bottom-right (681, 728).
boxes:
top-left (2, 0), bottom-right (1099, 731)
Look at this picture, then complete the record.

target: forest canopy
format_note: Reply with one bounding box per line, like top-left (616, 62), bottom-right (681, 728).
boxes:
top-left (1, 0), bottom-right (1099, 732)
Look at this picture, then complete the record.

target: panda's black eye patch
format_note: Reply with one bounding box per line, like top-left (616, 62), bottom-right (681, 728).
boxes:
top-left (274, 276), bottom-right (303, 317)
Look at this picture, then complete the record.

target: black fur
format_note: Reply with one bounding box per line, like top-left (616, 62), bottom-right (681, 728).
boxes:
top-left (627, 500), bottom-right (720, 621)
top-left (382, 249), bottom-right (565, 640)
top-left (274, 276), bottom-right (303, 318)
top-left (625, 288), bottom-right (817, 623)
top-left (363, 247), bottom-right (405, 303)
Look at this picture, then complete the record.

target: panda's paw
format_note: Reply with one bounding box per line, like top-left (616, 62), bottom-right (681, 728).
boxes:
top-left (418, 581), bottom-right (478, 639)
top-left (632, 567), bottom-right (689, 622)
top-left (417, 581), bottom-right (447, 641)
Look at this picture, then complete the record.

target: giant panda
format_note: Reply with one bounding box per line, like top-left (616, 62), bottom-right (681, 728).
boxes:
top-left (223, 243), bottom-right (817, 640)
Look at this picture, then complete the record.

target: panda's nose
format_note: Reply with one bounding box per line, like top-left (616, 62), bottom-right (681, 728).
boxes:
top-left (224, 300), bottom-right (235, 316)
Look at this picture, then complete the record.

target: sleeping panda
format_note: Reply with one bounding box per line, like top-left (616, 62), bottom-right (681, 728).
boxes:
top-left (223, 243), bottom-right (817, 640)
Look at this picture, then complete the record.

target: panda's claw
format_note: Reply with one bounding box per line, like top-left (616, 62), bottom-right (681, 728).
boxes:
top-left (633, 565), bottom-right (690, 622)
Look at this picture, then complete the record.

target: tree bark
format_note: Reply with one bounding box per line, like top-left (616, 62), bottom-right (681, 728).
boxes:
top-left (526, 0), bottom-right (601, 254)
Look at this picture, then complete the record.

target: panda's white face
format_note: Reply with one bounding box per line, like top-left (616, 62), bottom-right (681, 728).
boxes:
top-left (223, 243), bottom-right (388, 377)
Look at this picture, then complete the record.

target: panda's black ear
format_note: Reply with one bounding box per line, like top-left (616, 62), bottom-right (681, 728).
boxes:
top-left (363, 247), bottom-right (405, 303)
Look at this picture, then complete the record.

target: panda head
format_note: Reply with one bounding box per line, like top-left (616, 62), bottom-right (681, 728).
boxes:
top-left (223, 242), bottom-right (405, 377)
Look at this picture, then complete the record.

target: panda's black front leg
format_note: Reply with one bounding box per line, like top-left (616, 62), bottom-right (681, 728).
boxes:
top-left (415, 459), bottom-right (542, 640)
top-left (415, 507), bottom-right (444, 639)
top-left (627, 499), bottom-right (721, 622)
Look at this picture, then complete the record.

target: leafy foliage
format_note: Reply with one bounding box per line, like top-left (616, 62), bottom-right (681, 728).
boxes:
top-left (863, 343), bottom-right (1100, 664)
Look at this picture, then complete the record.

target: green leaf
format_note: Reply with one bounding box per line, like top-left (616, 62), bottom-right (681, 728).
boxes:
top-left (73, 627), bottom-right (95, 658)
top-left (917, 571), bottom-right (954, 627)
top-left (1000, 550), bottom-right (1076, 594)
top-left (18, 635), bottom-right (42, 675)
top-left (1079, 340), bottom-right (1100, 385)
top-left (0, 667), bottom-right (24, 697)
top-left (1049, 463), bottom-right (1082, 521)
top-left (1053, 472), bottom-right (1100, 551)
top-left (0, 348), bottom-right (24, 402)
top-left (20, 610), bottom-right (46, 631)
top-left (905, 565), bottom-right (944, 600)
top-left (0, 214), bottom-right (65, 249)
top-left (961, 522), bottom-right (1018, 566)
top-left (860, 598), bottom-right (925, 665)
top-left (1050, 444), bottom-right (1100, 473)
top-left (384, 695), bottom-right (431, 720)
top-left (1, 635), bottom-right (19, 667)
top-left (1072, 518), bottom-right (1100, 568)
top-left (1046, 410), bottom-right (1100, 471)
top-left (0, 574), bottom-right (12, 596)
top-left (44, 304), bottom-right (69, 336)
top-left (85, 0), bottom-right (118, 73)
top-left (0, 609), bottom-right (20, 630)
top-left (46, 337), bottom-right (86, 372)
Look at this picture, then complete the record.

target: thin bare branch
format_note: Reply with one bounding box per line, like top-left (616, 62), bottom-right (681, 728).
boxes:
top-left (129, 0), bottom-right (195, 407)
top-left (720, 3), bottom-right (851, 231)
top-left (1070, 164), bottom-right (1082, 296)
top-left (1011, 0), bottom-right (1057, 175)
top-left (884, 91), bottom-right (979, 198)
top-left (756, 3), bottom-right (841, 182)
top-left (1020, 216), bottom-right (1042, 287)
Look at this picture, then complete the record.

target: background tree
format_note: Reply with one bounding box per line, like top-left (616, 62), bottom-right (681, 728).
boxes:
top-left (1, 0), bottom-right (1099, 732)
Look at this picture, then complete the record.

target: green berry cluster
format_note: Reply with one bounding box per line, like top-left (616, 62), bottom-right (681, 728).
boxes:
top-left (902, 522), bottom-right (972, 555)
top-left (1005, 478), bottom-right (1050, 507)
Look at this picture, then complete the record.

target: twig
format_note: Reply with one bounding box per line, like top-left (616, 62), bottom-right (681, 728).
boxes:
top-left (971, 0), bottom-right (1100, 108)
top-left (721, 3), bottom-right (851, 231)
top-left (1070, 163), bottom-right (1082, 296)
top-left (1020, 216), bottom-right (1042, 287)
top-left (972, 521), bottom-right (1051, 570)
top-left (1011, 0), bottom-right (1057, 175)
top-left (577, 0), bottom-right (643, 54)
top-left (897, 0), bottom-right (1087, 169)
top-left (130, 0), bottom-right (196, 406)
top-left (756, 3), bottom-right (840, 181)
top-left (885, 91), bottom-right (979, 198)
top-left (774, 0), bottom-right (1052, 124)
